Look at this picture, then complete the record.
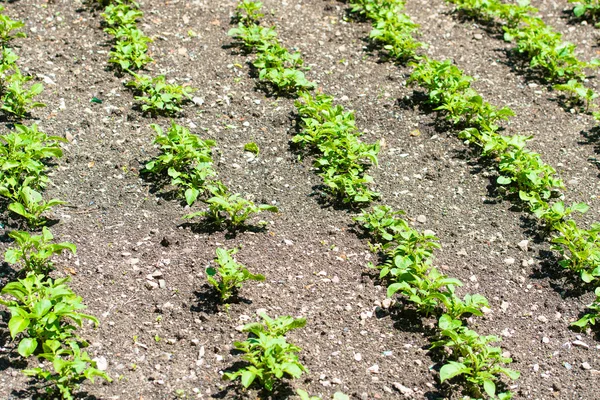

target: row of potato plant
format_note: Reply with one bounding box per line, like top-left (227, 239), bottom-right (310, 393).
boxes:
top-left (354, 206), bottom-right (519, 399)
top-left (228, 1), bottom-right (519, 398)
top-left (346, 0), bottom-right (600, 330)
top-left (101, 0), bottom-right (194, 116)
top-left (0, 8), bottom-right (111, 399)
top-left (99, 1), bottom-right (277, 230)
top-left (229, 0), bottom-right (380, 206)
top-left (444, 0), bottom-right (600, 120)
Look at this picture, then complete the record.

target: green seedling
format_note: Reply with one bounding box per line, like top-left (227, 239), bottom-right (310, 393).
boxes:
top-left (553, 79), bottom-right (598, 112)
top-left (8, 186), bottom-right (65, 228)
top-left (235, 0), bottom-right (265, 25)
top-left (520, 191), bottom-right (588, 231)
top-left (228, 23), bottom-right (278, 51)
top-left (446, 0), bottom-right (597, 81)
top-left (0, 273), bottom-right (98, 358)
top-left (0, 123), bottom-right (66, 199)
top-left (24, 339), bottom-right (111, 400)
top-left (224, 313), bottom-right (306, 391)
top-left (552, 220), bottom-right (600, 283)
top-left (5, 227), bottom-right (76, 274)
top-left (108, 27), bottom-right (153, 71)
top-left (127, 74), bottom-right (195, 115)
top-left (2, 67), bottom-right (46, 118)
top-left (206, 247), bottom-right (265, 303)
top-left (570, 0), bottom-right (600, 25)
top-left (572, 286), bottom-right (600, 328)
top-left (242, 312), bottom-right (307, 337)
top-left (252, 42), bottom-right (316, 93)
top-left (432, 314), bottom-right (519, 399)
top-left (354, 205), bottom-right (407, 243)
top-left (102, 2), bottom-right (142, 32)
top-left (349, 0), bottom-right (424, 61)
top-left (144, 122), bottom-right (216, 205)
top-left (0, 7), bottom-right (25, 46)
top-left (244, 142), bottom-right (260, 155)
top-left (294, 91), bottom-right (380, 205)
top-left (183, 184), bottom-right (278, 230)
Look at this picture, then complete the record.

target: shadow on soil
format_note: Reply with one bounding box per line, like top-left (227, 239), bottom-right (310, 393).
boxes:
top-left (190, 284), bottom-right (253, 315)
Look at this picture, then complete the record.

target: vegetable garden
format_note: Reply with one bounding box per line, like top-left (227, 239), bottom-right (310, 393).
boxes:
top-left (0, 0), bottom-right (599, 399)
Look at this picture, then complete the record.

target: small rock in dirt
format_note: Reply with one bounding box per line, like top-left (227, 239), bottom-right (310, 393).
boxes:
top-left (367, 364), bottom-right (379, 374)
top-left (537, 315), bottom-right (548, 323)
top-left (283, 239), bottom-right (293, 246)
top-left (381, 298), bottom-right (393, 309)
top-left (158, 279), bottom-right (166, 289)
top-left (151, 270), bottom-right (163, 278)
top-left (393, 383), bottom-right (414, 397)
top-left (128, 258), bottom-right (140, 265)
top-left (354, 353), bottom-right (362, 362)
top-left (564, 362), bottom-right (572, 370)
top-left (416, 215), bottom-right (427, 223)
top-left (192, 97), bottom-right (204, 105)
top-left (332, 275), bottom-right (340, 283)
top-left (518, 240), bottom-right (529, 252)
top-left (457, 248), bottom-right (467, 256)
top-left (145, 280), bottom-right (159, 290)
top-left (320, 380), bottom-right (332, 387)
top-left (504, 257), bottom-right (515, 265)
top-left (582, 362), bottom-right (592, 370)
top-left (473, 33), bottom-right (483, 40)
top-left (542, 337), bottom-right (550, 344)
top-left (93, 356), bottom-right (108, 371)
top-left (573, 340), bottom-right (589, 349)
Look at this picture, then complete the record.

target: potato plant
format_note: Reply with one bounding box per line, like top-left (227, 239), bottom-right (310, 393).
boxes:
top-left (570, 0), bottom-right (600, 25)
top-left (8, 186), bottom-right (65, 229)
top-left (349, 0), bottom-right (424, 61)
top-left (224, 313), bottom-right (307, 391)
top-left (206, 247), bottom-right (265, 304)
top-left (126, 74), bottom-right (195, 116)
top-left (5, 227), bottom-right (76, 275)
top-left (432, 315), bottom-right (519, 399)
top-left (24, 339), bottom-right (111, 400)
top-left (228, 0), bottom-right (315, 94)
top-left (572, 287), bottom-right (600, 329)
top-left (144, 122), bottom-right (216, 205)
top-left (294, 91), bottom-right (380, 205)
top-left (0, 6), bottom-right (25, 47)
top-left (0, 273), bottom-right (97, 358)
top-left (183, 184), bottom-right (278, 231)
top-left (107, 28), bottom-right (153, 71)
top-left (2, 66), bottom-right (46, 118)
top-left (0, 123), bottom-right (66, 200)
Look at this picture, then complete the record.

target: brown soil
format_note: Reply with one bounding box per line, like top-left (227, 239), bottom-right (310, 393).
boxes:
top-left (1, 0), bottom-right (600, 399)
